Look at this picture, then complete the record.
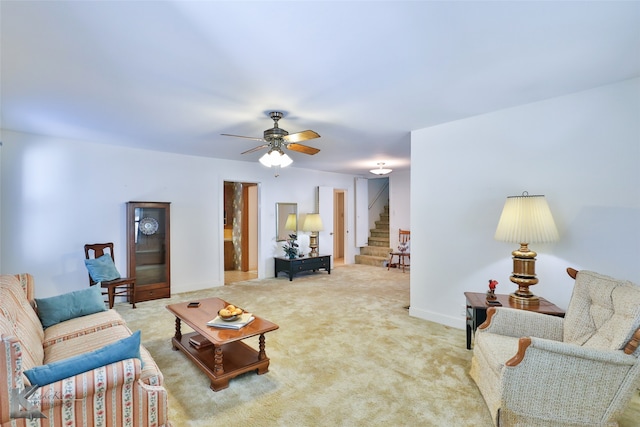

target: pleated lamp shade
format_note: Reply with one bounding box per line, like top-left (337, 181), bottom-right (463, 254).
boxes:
top-left (494, 194), bottom-right (559, 244)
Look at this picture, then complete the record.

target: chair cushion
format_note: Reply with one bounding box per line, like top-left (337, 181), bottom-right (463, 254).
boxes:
top-left (35, 284), bottom-right (107, 328)
top-left (84, 253), bottom-right (121, 282)
top-left (24, 330), bottom-right (141, 386)
top-left (564, 270), bottom-right (640, 351)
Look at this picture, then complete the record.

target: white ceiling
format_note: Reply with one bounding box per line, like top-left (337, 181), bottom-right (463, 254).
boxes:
top-left (2, 1), bottom-right (639, 176)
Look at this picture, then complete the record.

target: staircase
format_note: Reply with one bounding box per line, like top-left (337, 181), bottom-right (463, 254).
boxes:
top-left (355, 205), bottom-right (391, 267)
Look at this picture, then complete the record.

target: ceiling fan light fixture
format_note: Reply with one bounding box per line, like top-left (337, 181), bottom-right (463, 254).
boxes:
top-left (279, 152), bottom-right (293, 167)
top-left (259, 149), bottom-right (293, 168)
top-left (370, 162), bottom-right (392, 175)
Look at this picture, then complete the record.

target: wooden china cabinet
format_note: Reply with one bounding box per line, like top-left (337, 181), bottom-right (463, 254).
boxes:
top-left (126, 202), bottom-right (171, 303)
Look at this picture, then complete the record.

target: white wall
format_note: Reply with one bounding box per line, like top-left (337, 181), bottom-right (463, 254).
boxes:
top-left (0, 131), bottom-right (359, 298)
top-left (410, 78), bottom-right (640, 329)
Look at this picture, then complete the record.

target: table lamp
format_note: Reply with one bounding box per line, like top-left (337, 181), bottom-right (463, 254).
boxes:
top-left (302, 213), bottom-right (324, 257)
top-left (494, 192), bottom-right (559, 305)
top-left (284, 213), bottom-right (297, 232)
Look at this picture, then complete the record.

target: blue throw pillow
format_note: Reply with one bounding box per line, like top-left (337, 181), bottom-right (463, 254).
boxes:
top-left (24, 330), bottom-right (141, 387)
top-left (35, 284), bottom-right (107, 328)
top-left (84, 253), bottom-right (121, 283)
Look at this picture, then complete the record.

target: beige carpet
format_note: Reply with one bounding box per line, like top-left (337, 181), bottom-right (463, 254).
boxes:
top-left (116, 264), bottom-right (640, 426)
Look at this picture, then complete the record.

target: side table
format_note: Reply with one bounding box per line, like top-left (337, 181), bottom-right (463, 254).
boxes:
top-left (275, 255), bottom-right (331, 281)
top-left (464, 292), bottom-right (565, 350)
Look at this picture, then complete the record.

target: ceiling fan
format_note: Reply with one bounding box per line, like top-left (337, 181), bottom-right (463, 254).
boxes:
top-left (221, 112), bottom-right (320, 168)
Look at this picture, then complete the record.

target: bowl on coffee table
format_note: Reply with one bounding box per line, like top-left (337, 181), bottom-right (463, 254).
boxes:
top-left (218, 305), bottom-right (244, 321)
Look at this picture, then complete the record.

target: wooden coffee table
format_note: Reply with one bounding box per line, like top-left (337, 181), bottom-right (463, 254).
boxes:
top-left (166, 297), bottom-right (279, 391)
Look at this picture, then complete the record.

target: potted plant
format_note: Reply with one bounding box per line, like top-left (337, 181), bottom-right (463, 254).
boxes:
top-left (282, 233), bottom-right (299, 259)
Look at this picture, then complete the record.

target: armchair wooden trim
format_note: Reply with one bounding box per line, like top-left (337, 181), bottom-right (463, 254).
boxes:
top-left (505, 337), bottom-right (532, 367)
top-left (625, 328), bottom-right (640, 355)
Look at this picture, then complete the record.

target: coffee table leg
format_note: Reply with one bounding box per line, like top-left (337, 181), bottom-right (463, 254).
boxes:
top-left (214, 346), bottom-right (224, 375)
top-left (172, 317), bottom-right (181, 350)
top-left (258, 334), bottom-right (267, 360)
top-left (257, 334), bottom-right (270, 374)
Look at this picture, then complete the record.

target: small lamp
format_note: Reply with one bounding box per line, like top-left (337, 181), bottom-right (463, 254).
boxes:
top-left (284, 213), bottom-right (297, 232)
top-left (302, 213), bottom-right (324, 257)
top-left (494, 192), bottom-right (559, 305)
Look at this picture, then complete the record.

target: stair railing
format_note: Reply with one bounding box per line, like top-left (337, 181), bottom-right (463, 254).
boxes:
top-left (369, 180), bottom-right (389, 211)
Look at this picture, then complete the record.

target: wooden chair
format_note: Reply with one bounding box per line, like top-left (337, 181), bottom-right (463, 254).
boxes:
top-left (84, 243), bottom-right (136, 309)
top-left (388, 229), bottom-right (410, 273)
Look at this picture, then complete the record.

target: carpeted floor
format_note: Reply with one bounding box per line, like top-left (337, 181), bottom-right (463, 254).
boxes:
top-left (116, 264), bottom-right (640, 426)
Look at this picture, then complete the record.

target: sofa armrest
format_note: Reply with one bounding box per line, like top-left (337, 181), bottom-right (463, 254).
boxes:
top-left (478, 307), bottom-right (564, 341)
top-left (16, 359), bottom-right (168, 426)
top-left (36, 358), bottom-right (142, 404)
top-left (500, 336), bottom-right (640, 424)
top-left (2, 336), bottom-right (169, 427)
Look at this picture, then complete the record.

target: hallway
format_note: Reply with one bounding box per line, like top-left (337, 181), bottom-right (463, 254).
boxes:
top-left (224, 270), bottom-right (257, 284)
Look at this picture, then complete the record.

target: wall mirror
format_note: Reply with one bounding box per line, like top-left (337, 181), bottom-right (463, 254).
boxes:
top-left (276, 203), bottom-right (297, 241)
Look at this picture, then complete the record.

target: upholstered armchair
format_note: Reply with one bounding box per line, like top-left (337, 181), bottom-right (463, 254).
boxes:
top-left (470, 268), bottom-right (640, 426)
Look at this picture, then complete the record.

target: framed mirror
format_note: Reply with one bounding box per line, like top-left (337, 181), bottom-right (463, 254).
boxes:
top-left (276, 203), bottom-right (297, 241)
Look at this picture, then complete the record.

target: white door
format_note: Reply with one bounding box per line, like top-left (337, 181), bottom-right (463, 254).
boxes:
top-left (355, 177), bottom-right (369, 247)
top-left (318, 186), bottom-right (334, 266)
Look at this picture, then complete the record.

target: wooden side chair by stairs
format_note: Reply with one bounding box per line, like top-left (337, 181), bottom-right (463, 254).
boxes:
top-left (388, 229), bottom-right (410, 273)
top-left (84, 243), bottom-right (136, 309)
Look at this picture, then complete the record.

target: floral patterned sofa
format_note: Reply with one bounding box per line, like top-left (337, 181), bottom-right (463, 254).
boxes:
top-left (0, 273), bottom-right (170, 427)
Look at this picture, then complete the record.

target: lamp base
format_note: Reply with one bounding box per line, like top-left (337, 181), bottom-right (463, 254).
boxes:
top-left (508, 243), bottom-right (540, 306)
top-left (509, 292), bottom-right (540, 306)
top-left (309, 233), bottom-right (319, 257)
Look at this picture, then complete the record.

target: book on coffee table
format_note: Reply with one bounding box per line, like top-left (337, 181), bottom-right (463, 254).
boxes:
top-left (189, 334), bottom-right (213, 349)
top-left (206, 313), bottom-right (255, 329)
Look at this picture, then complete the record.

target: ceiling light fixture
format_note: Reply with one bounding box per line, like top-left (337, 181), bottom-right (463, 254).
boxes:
top-left (370, 162), bottom-right (392, 175)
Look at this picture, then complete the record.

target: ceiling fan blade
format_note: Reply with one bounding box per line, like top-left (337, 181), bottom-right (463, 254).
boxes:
top-left (282, 130), bottom-right (320, 143)
top-left (241, 144), bottom-right (269, 155)
top-left (286, 143), bottom-right (320, 155)
top-left (221, 133), bottom-right (265, 142)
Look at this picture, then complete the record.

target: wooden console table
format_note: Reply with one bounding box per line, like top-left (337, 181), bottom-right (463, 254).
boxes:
top-left (275, 255), bottom-right (331, 281)
top-left (464, 292), bottom-right (565, 350)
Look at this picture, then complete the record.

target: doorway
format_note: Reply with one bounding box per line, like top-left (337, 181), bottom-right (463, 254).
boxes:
top-left (224, 181), bottom-right (258, 284)
top-left (333, 189), bottom-right (346, 266)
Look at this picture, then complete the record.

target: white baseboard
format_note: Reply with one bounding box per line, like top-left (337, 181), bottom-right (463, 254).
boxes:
top-left (409, 305), bottom-right (466, 330)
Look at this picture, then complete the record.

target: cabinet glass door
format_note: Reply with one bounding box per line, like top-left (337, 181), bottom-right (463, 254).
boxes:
top-left (127, 201), bottom-right (171, 302)
top-left (133, 206), bottom-right (167, 285)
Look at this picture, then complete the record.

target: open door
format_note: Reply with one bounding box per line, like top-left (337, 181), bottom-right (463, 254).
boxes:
top-left (223, 181), bottom-right (258, 284)
top-left (318, 187), bottom-right (334, 265)
top-left (333, 189), bottom-right (346, 265)
top-left (241, 183), bottom-right (258, 272)
top-left (318, 186), bottom-right (348, 267)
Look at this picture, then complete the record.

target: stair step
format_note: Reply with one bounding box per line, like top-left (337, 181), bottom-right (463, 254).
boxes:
top-left (360, 246), bottom-right (392, 257)
top-left (374, 220), bottom-right (389, 229)
top-left (368, 236), bottom-right (390, 247)
top-left (370, 229), bottom-right (389, 238)
top-left (355, 254), bottom-right (388, 267)
top-left (355, 205), bottom-right (391, 267)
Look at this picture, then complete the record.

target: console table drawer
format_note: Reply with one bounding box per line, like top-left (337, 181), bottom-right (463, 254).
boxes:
top-left (293, 258), bottom-right (329, 270)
